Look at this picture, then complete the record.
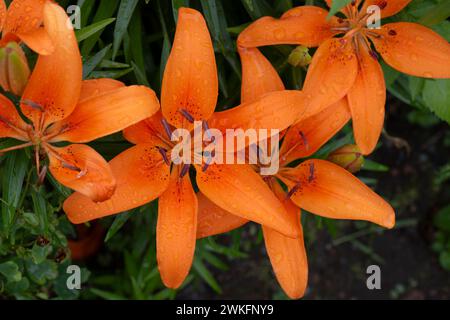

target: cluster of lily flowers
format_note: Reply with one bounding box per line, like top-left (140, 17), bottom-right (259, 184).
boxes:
top-left (0, 0), bottom-right (449, 299)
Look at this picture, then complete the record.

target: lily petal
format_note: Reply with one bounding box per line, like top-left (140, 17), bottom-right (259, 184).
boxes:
top-left (280, 98), bottom-right (351, 165)
top-left (21, 1), bottom-right (82, 128)
top-left (197, 192), bottom-right (248, 239)
top-left (303, 38), bottom-right (358, 117)
top-left (63, 143), bottom-right (170, 224)
top-left (348, 46), bottom-right (386, 155)
top-left (209, 90), bottom-right (307, 135)
top-left (0, 0), bottom-right (6, 32)
top-left (48, 144), bottom-right (116, 203)
top-left (370, 22), bottom-right (450, 78)
top-left (239, 46), bottom-right (284, 104)
top-left (161, 7), bottom-right (218, 129)
top-left (17, 27), bottom-right (54, 55)
top-left (196, 164), bottom-right (300, 238)
top-left (361, 0), bottom-right (411, 19)
top-left (50, 86), bottom-right (159, 143)
top-left (238, 6), bottom-right (336, 48)
top-left (123, 111), bottom-right (171, 146)
top-left (78, 79), bottom-right (125, 102)
top-left (3, 0), bottom-right (45, 35)
top-left (262, 183), bottom-right (307, 299)
top-left (0, 93), bottom-right (28, 140)
top-left (157, 166), bottom-right (198, 289)
top-left (281, 159), bottom-right (395, 228)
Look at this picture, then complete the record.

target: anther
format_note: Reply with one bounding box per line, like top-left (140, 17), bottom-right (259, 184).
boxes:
top-left (179, 163), bottom-right (190, 178)
top-left (157, 146), bottom-right (170, 166)
top-left (369, 50), bottom-right (379, 60)
top-left (161, 119), bottom-right (173, 140)
top-left (308, 162), bottom-right (315, 183)
top-left (21, 99), bottom-right (44, 112)
top-left (62, 162), bottom-right (82, 172)
top-left (286, 182), bottom-right (301, 199)
top-left (202, 158), bottom-right (212, 172)
top-left (299, 131), bottom-right (310, 151)
top-left (202, 120), bottom-right (214, 141)
top-left (179, 109), bottom-right (195, 123)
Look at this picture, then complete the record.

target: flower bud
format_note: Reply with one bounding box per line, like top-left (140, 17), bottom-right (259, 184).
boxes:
top-left (328, 144), bottom-right (364, 173)
top-left (0, 42), bottom-right (30, 96)
top-left (288, 46), bottom-right (312, 68)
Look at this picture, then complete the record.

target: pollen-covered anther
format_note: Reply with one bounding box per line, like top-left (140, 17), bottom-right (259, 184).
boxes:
top-left (179, 108), bottom-right (195, 123)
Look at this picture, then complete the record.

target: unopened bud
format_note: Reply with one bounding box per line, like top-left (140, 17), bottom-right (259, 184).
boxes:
top-left (288, 46), bottom-right (312, 68)
top-left (0, 42), bottom-right (30, 96)
top-left (328, 144), bottom-right (364, 173)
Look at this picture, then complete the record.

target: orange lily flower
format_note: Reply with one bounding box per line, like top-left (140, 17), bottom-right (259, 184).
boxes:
top-left (196, 46), bottom-right (395, 299)
top-left (63, 7), bottom-right (308, 290)
top-left (0, 0), bottom-right (55, 55)
top-left (0, 2), bottom-right (158, 201)
top-left (237, 0), bottom-right (450, 154)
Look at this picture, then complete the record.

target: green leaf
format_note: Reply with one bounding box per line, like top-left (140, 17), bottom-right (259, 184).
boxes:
top-left (76, 18), bottom-right (116, 42)
top-left (90, 287), bottom-right (127, 300)
top-left (240, 0), bottom-right (273, 20)
top-left (193, 258), bottom-right (222, 294)
top-left (422, 79), bottom-right (450, 123)
top-left (434, 205), bottom-right (450, 232)
top-left (25, 259), bottom-right (58, 285)
top-left (201, 0), bottom-right (241, 79)
top-left (22, 212), bottom-right (39, 228)
top-left (131, 61), bottom-right (150, 86)
top-left (31, 244), bottom-right (52, 264)
top-left (105, 211), bottom-right (133, 242)
top-left (81, 0), bottom-right (120, 56)
top-left (408, 77), bottom-right (425, 102)
top-left (362, 159), bottom-right (389, 172)
top-left (0, 261), bottom-right (22, 282)
top-left (112, 0), bottom-right (140, 59)
top-left (90, 67), bottom-right (133, 79)
top-left (439, 251), bottom-right (450, 271)
top-left (172, 0), bottom-right (189, 23)
top-left (156, 2), bottom-right (171, 87)
top-left (1, 150), bottom-right (28, 234)
top-left (31, 187), bottom-right (49, 236)
top-left (83, 44), bottom-right (112, 78)
top-left (327, 0), bottom-right (352, 18)
top-left (419, 1), bottom-right (450, 26)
